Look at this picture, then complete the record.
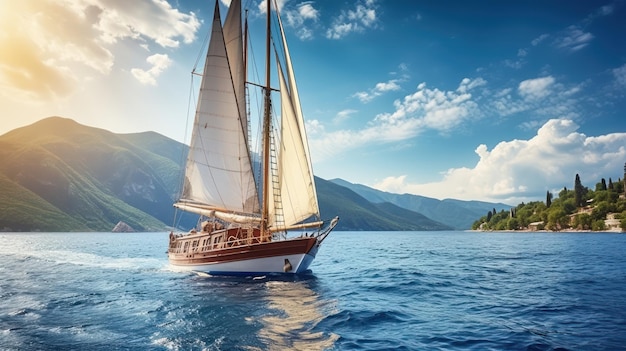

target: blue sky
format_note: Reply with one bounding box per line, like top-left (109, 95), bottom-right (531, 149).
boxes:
top-left (1, 0), bottom-right (625, 204)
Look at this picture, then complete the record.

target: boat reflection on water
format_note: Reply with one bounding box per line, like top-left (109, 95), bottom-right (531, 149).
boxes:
top-left (252, 279), bottom-right (339, 350)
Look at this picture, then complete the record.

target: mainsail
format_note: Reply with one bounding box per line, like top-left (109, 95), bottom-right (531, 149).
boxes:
top-left (177, 1), bottom-right (259, 217)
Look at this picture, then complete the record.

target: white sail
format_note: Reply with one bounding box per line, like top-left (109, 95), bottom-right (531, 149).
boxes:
top-left (267, 58), bottom-right (319, 229)
top-left (277, 9), bottom-right (319, 211)
top-left (223, 0), bottom-right (247, 142)
top-left (180, 1), bottom-right (259, 214)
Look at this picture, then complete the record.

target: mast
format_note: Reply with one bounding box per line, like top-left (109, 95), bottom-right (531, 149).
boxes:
top-left (261, 0), bottom-right (272, 239)
top-left (244, 9), bottom-right (248, 83)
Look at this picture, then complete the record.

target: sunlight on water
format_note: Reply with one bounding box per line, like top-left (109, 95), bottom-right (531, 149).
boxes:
top-left (252, 280), bottom-right (339, 351)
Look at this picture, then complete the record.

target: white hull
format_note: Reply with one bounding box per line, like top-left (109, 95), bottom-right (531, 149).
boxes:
top-left (169, 250), bottom-right (317, 275)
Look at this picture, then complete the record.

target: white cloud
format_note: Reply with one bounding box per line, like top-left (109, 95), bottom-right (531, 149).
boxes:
top-left (531, 34), bottom-right (549, 46)
top-left (297, 2), bottom-right (319, 20)
top-left (457, 77), bottom-right (486, 94)
top-left (583, 3), bottom-right (615, 24)
top-left (333, 109), bottom-right (358, 124)
top-left (131, 54), bottom-right (172, 86)
top-left (279, 1), bottom-right (319, 40)
top-left (312, 78), bottom-right (484, 160)
top-left (372, 119), bottom-right (626, 203)
top-left (0, 0), bottom-right (199, 101)
top-left (518, 76), bottom-right (555, 100)
top-left (95, 0), bottom-right (199, 48)
top-left (326, 0), bottom-right (378, 39)
top-left (489, 76), bottom-right (582, 123)
top-left (554, 26), bottom-right (594, 52)
top-left (613, 64), bottom-right (626, 86)
top-left (353, 78), bottom-right (402, 103)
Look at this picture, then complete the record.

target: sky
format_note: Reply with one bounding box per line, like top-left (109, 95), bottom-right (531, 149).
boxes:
top-left (1, 0), bottom-right (625, 205)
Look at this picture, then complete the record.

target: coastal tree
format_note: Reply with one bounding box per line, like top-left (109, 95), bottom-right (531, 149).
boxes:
top-left (592, 220), bottom-right (606, 231)
top-left (609, 178), bottom-right (614, 191)
top-left (546, 191), bottom-right (552, 207)
top-left (591, 201), bottom-right (611, 221)
top-left (572, 213), bottom-right (592, 230)
top-left (547, 206), bottom-right (569, 231)
top-left (574, 174), bottom-right (584, 207)
top-left (616, 178), bottom-right (624, 194)
top-left (507, 217), bottom-right (519, 230)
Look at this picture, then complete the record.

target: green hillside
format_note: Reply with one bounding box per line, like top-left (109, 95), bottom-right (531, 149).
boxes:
top-left (0, 117), bottom-right (168, 231)
top-left (0, 172), bottom-right (87, 231)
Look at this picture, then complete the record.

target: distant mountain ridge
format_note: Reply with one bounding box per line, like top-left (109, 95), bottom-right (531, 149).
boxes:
top-left (0, 117), bottom-right (505, 232)
top-left (329, 178), bottom-right (512, 230)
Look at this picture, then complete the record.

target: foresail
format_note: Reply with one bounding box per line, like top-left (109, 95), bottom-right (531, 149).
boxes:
top-left (181, 1), bottom-right (259, 214)
top-left (267, 59), bottom-right (319, 229)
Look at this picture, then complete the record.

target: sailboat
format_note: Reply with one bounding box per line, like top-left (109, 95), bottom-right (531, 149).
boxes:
top-left (167, 0), bottom-right (338, 275)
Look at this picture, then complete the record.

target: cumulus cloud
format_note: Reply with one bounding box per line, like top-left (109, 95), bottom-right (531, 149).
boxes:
top-left (311, 78), bottom-right (485, 159)
top-left (353, 79), bottom-right (402, 103)
top-left (0, 0), bottom-right (199, 100)
top-left (326, 0), bottom-right (378, 39)
top-left (270, 1), bottom-right (320, 40)
top-left (488, 75), bottom-right (581, 122)
top-left (131, 54), bottom-right (172, 85)
top-left (95, 0), bottom-right (199, 48)
top-left (373, 119), bottom-right (626, 203)
top-left (518, 76), bottom-right (555, 100)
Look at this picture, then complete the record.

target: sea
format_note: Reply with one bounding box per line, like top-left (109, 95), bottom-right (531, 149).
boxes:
top-left (1, 231), bottom-right (625, 351)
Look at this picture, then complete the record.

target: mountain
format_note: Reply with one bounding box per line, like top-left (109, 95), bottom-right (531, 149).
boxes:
top-left (0, 117), bottom-right (178, 231)
top-left (0, 117), bottom-right (452, 232)
top-left (330, 178), bottom-right (512, 230)
top-left (316, 178), bottom-right (452, 231)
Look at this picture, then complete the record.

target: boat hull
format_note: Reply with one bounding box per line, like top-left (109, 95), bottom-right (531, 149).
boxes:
top-left (168, 236), bottom-right (320, 275)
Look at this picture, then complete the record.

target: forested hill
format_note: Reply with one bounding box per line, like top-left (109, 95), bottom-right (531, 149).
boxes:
top-left (0, 116), bottom-right (455, 232)
top-left (472, 173), bottom-right (626, 231)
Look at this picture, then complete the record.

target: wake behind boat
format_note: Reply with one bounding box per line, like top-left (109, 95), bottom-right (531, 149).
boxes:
top-left (167, 0), bottom-right (338, 275)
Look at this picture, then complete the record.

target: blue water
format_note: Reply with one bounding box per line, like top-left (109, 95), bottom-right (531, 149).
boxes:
top-left (1, 231), bottom-right (625, 350)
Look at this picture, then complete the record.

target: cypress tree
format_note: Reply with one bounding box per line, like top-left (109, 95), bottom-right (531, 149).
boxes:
top-left (546, 190), bottom-right (552, 207)
top-left (601, 178), bottom-right (607, 191)
top-left (574, 174), bottom-right (583, 207)
top-left (609, 178), bottom-right (614, 190)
